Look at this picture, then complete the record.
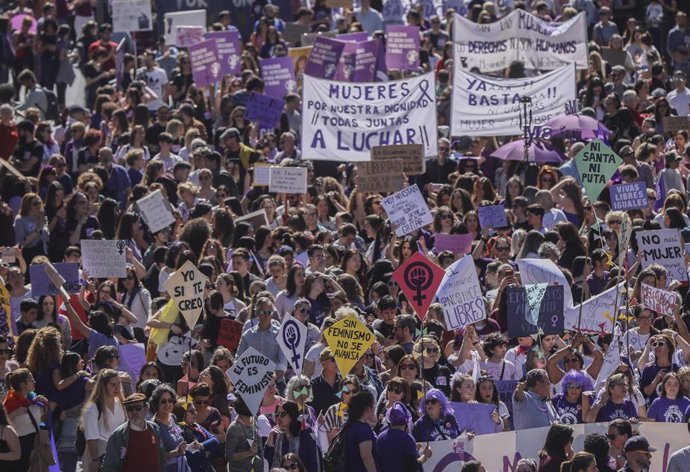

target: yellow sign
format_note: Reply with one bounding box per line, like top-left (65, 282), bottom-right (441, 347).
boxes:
top-left (324, 315), bottom-right (374, 375)
top-left (164, 260), bottom-right (208, 328)
top-left (149, 299), bottom-right (179, 346)
top-left (0, 283), bottom-right (13, 339)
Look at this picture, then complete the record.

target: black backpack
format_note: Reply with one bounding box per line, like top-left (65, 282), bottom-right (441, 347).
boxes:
top-left (323, 423), bottom-right (350, 472)
top-left (76, 402), bottom-right (102, 456)
top-left (41, 88), bottom-right (60, 122)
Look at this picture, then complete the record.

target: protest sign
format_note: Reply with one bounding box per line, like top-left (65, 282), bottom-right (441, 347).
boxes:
top-left (338, 31), bottom-right (369, 42)
top-left (351, 39), bottom-right (381, 83)
top-left (149, 300), bottom-right (178, 346)
top-left (434, 234), bottom-right (474, 255)
top-left (597, 326), bottom-right (624, 389)
top-left (188, 40), bottom-right (221, 87)
top-left (301, 72), bottom-right (438, 162)
top-left (451, 64), bottom-right (576, 136)
top-left (507, 284), bottom-right (564, 338)
top-left (164, 260), bottom-right (208, 328)
top-left (269, 167), bottom-right (308, 194)
top-left (305, 36), bottom-right (345, 79)
top-left (565, 283), bottom-right (624, 333)
top-left (573, 139), bottom-right (622, 200)
top-left (516, 258), bottom-right (573, 308)
top-left (81, 240), bottom-right (127, 278)
top-left (235, 209), bottom-right (269, 231)
top-left (637, 229), bottom-right (687, 282)
top-left (382, 0), bottom-right (406, 24)
top-left (253, 164), bottom-right (270, 187)
top-left (610, 181), bottom-right (648, 211)
top-left (451, 402), bottom-right (498, 435)
top-left (203, 30), bottom-right (243, 76)
top-left (118, 343), bottom-right (147, 383)
top-left (217, 318), bottom-right (243, 352)
top-left (600, 47), bottom-right (628, 68)
top-left (453, 10), bottom-right (588, 72)
top-left (301, 31), bottom-right (337, 47)
top-left (227, 347), bottom-right (277, 415)
top-left (115, 38), bottom-right (126, 85)
top-left (30, 263), bottom-right (80, 297)
top-left (381, 185), bottom-right (433, 237)
top-left (617, 214), bottom-right (633, 268)
top-left (260, 57), bottom-right (297, 99)
top-left (244, 92), bottom-right (285, 130)
top-left (0, 247), bottom-right (16, 264)
top-left (162, 10), bottom-right (206, 45)
top-left (176, 25), bottom-right (205, 47)
top-left (0, 283), bottom-right (12, 339)
top-left (663, 116), bottom-right (690, 134)
top-left (385, 25), bottom-right (420, 70)
top-left (136, 189), bottom-right (175, 233)
top-left (289, 46), bottom-right (311, 86)
top-left (324, 315), bottom-right (374, 375)
top-left (112, 0), bottom-right (153, 32)
top-left (10, 14), bottom-right (37, 34)
top-left (393, 252), bottom-right (445, 319)
top-left (477, 205), bottom-right (507, 229)
top-left (495, 380), bottom-right (518, 418)
top-left (437, 255), bottom-right (486, 330)
top-left (156, 0), bottom-right (254, 42)
top-left (277, 313), bottom-right (308, 376)
top-left (283, 23), bottom-right (310, 45)
top-left (641, 284), bottom-right (677, 317)
top-left (356, 159), bottom-right (405, 193)
top-left (371, 143), bottom-right (425, 175)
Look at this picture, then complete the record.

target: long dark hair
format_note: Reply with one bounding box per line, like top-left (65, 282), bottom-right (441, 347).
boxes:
top-left (286, 264), bottom-right (304, 298)
top-left (279, 400), bottom-right (302, 437)
top-left (116, 212), bottom-right (139, 240)
top-left (540, 423), bottom-right (574, 458)
top-left (97, 198), bottom-right (120, 239)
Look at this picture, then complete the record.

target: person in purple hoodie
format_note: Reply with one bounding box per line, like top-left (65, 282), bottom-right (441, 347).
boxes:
top-left (375, 401), bottom-right (432, 472)
top-left (647, 372), bottom-right (690, 422)
top-left (552, 370), bottom-right (593, 425)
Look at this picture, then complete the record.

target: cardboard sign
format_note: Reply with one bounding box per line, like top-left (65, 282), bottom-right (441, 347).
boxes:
top-left (136, 189), bottom-right (175, 233)
top-left (217, 318), bottom-right (243, 352)
top-left (610, 181), bottom-right (648, 211)
top-left (277, 313), bottom-right (308, 376)
top-left (573, 139), bottom-right (622, 200)
top-left (637, 229), bottom-right (687, 282)
top-left (477, 205), bottom-right (508, 229)
top-left (434, 233), bottom-right (474, 255)
top-left (203, 30), bottom-right (243, 76)
top-left (506, 285), bottom-right (565, 338)
top-left (81, 240), bottom-right (127, 278)
top-left (451, 402), bottom-right (498, 435)
top-left (324, 315), bottom-right (374, 375)
top-left (393, 252), bottom-right (445, 319)
top-left (260, 57), bottom-right (297, 99)
top-left (516, 258), bottom-right (574, 308)
top-left (437, 255), bottom-right (486, 330)
top-left (244, 92), bottom-right (285, 130)
top-left (663, 116), bottom-right (690, 134)
top-left (269, 167), bottom-right (307, 194)
top-left (227, 347), bottom-right (277, 415)
top-left (371, 144), bottom-right (425, 176)
top-left (600, 47), bottom-right (628, 68)
top-left (641, 283), bottom-right (677, 317)
top-left (357, 159), bottom-right (405, 194)
top-left (564, 283), bottom-right (624, 333)
top-left (253, 164), bottom-right (270, 187)
top-left (188, 39), bottom-right (221, 87)
top-left (163, 9), bottom-right (206, 45)
top-left (235, 209), bottom-right (269, 231)
top-left (112, 0), bottom-right (153, 32)
top-left (118, 343), bottom-right (147, 383)
top-left (385, 25), bottom-right (420, 71)
top-left (30, 262), bottom-right (80, 297)
top-left (283, 23), bottom-right (310, 46)
top-left (163, 260), bottom-right (208, 328)
top-left (382, 185), bottom-right (433, 237)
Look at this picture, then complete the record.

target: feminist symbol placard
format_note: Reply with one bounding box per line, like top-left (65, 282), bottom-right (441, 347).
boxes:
top-left (393, 252), bottom-right (445, 319)
top-left (277, 313), bottom-right (307, 376)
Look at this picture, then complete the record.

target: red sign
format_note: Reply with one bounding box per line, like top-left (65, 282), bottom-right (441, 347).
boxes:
top-left (217, 318), bottom-right (243, 352)
top-left (393, 252), bottom-right (445, 319)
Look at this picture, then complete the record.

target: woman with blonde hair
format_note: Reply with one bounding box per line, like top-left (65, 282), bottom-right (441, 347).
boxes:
top-left (80, 369), bottom-right (126, 471)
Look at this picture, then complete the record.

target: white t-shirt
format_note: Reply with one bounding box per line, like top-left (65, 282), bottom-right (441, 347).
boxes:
top-left (667, 87), bottom-right (690, 116)
top-left (138, 66), bottom-right (168, 111)
top-left (82, 400), bottom-right (126, 442)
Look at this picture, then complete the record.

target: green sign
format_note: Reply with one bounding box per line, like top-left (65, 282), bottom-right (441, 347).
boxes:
top-left (573, 139), bottom-right (622, 200)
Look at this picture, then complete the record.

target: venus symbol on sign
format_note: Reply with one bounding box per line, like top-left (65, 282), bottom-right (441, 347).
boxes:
top-left (403, 261), bottom-right (433, 305)
top-left (283, 320), bottom-right (302, 367)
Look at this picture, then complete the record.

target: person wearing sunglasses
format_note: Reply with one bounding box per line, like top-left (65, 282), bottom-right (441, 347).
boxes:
top-left (547, 333), bottom-right (603, 387)
top-left (265, 401), bottom-right (319, 472)
top-left (412, 388), bottom-right (459, 442)
top-left (375, 376), bottom-right (414, 432)
top-left (291, 299), bottom-right (320, 353)
top-left (606, 418), bottom-right (632, 469)
top-left (100, 393), bottom-right (167, 472)
top-left (639, 333), bottom-right (685, 403)
top-left (286, 375), bottom-right (316, 431)
top-left (178, 401), bottom-right (223, 472)
top-left (552, 370), bottom-right (594, 425)
top-left (414, 336), bottom-right (452, 396)
top-left (188, 383), bottom-right (224, 440)
top-left (586, 373), bottom-right (638, 423)
top-left (150, 384), bottom-right (192, 472)
top-left (322, 375), bottom-right (360, 444)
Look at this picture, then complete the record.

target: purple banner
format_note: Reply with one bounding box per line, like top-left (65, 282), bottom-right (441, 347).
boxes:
top-left (337, 31), bottom-right (368, 42)
top-left (434, 233), bottom-right (474, 255)
top-left (610, 181), bottom-right (648, 211)
top-left (352, 39), bottom-right (380, 82)
top-left (335, 41), bottom-right (357, 81)
top-left (304, 36), bottom-right (345, 79)
top-left (385, 25), bottom-right (420, 71)
top-left (203, 30), bottom-right (243, 76)
top-left (244, 92), bottom-right (285, 129)
top-left (188, 39), bottom-right (221, 88)
top-left (260, 57), bottom-right (297, 99)
top-left (451, 402), bottom-right (499, 435)
top-left (30, 262), bottom-right (80, 297)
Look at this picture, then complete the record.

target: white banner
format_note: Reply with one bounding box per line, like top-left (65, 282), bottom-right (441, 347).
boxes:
top-left (437, 255), bottom-right (486, 330)
top-left (451, 64), bottom-right (576, 136)
top-left (565, 283), bottom-right (624, 333)
top-left (381, 185), bottom-right (433, 237)
top-left (453, 10), bottom-right (588, 72)
top-left (424, 422), bottom-right (686, 472)
top-left (227, 347), bottom-right (277, 416)
top-left (269, 167), bottom-right (308, 194)
top-left (516, 258), bottom-right (573, 308)
top-left (301, 72), bottom-right (438, 162)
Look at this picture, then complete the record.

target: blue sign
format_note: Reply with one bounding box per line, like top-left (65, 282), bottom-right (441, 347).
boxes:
top-left (30, 262), bottom-right (80, 297)
top-left (478, 204), bottom-right (508, 229)
top-left (506, 285), bottom-right (564, 338)
top-left (244, 92), bottom-right (285, 129)
top-left (610, 181), bottom-right (648, 211)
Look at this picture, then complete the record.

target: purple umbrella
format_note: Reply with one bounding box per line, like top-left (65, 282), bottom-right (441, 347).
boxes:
top-left (547, 114), bottom-right (611, 139)
top-left (490, 140), bottom-right (565, 163)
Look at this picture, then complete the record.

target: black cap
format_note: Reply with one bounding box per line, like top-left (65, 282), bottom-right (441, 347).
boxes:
top-left (623, 436), bottom-right (657, 453)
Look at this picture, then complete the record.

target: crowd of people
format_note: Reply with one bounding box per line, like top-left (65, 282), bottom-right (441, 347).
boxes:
top-left (0, 0), bottom-right (689, 471)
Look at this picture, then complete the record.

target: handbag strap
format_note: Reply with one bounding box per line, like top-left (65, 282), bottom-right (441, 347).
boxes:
top-left (26, 405), bottom-right (41, 434)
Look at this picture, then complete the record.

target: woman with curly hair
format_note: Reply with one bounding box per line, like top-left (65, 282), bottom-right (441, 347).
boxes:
top-left (537, 166), bottom-right (559, 190)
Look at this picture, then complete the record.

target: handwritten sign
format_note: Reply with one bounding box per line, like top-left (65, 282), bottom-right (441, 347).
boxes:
top-left (244, 92), bottom-right (285, 130)
top-left (253, 164), bottom-right (270, 187)
top-left (269, 167), bottom-right (307, 194)
top-left (393, 252), bottom-right (445, 319)
top-left (217, 318), bottom-right (243, 352)
top-left (382, 185), bottom-right (433, 237)
top-left (163, 260), bottom-right (208, 328)
top-left (636, 229), bottom-right (687, 283)
top-left (506, 285), bottom-right (564, 337)
top-left (437, 255), bottom-right (486, 330)
top-left (112, 0), bottom-right (152, 32)
top-left (565, 283), bottom-right (624, 333)
top-left (324, 315), bottom-right (374, 375)
top-left (451, 402), bottom-right (498, 435)
top-left (641, 284), bottom-right (677, 317)
top-left (573, 139), bottom-right (622, 200)
top-left (136, 189), bottom-right (175, 233)
top-left (434, 233), bottom-right (474, 255)
top-left (662, 116), bottom-right (690, 134)
top-left (610, 181), bottom-right (647, 211)
top-left (371, 144), bottom-right (425, 176)
top-left (357, 159), bottom-right (405, 194)
top-left (477, 205), bottom-right (508, 229)
top-left (81, 240), bottom-right (127, 278)
top-left (277, 313), bottom-right (308, 376)
top-left (227, 346), bottom-right (277, 415)
top-left (30, 263), bottom-right (80, 297)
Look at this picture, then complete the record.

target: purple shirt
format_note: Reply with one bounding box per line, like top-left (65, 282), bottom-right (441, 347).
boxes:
top-left (595, 399), bottom-right (638, 422)
top-left (648, 396), bottom-right (690, 422)
top-left (552, 393), bottom-right (590, 424)
top-left (345, 420), bottom-right (377, 472)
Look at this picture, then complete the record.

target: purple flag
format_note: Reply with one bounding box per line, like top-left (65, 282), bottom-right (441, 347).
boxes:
top-left (304, 36), bottom-right (345, 79)
top-left (334, 41), bottom-right (357, 81)
top-left (260, 57), bottom-right (297, 99)
top-left (203, 30), bottom-right (243, 76)
top-left (188, 40), bottom-right (222, 88)
top-left (385, 25), bottom-right (420, 71)
top-left (654, 176), bottom-right (666, 212)
top-left (352, 40), bottom-right (380, 82)
top-left (244, 92), bottom-right (285, 129)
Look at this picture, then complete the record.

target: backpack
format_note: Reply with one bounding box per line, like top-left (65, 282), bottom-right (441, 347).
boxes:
top-left (41, 88), bottom-right (60, 122)
top-left (322, 423), bottom-right (350, 472)
top-left (76, 402), bottom-right (102, 457)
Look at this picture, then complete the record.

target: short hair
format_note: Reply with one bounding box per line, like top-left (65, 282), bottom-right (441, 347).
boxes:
top-left (377, 295), bottom-right (397, 311)
top-left (395, 314), bottom-right (416, 332)
top-left (20, 299), bottom-right (39, 313)
top-left (609, 418), bottom-right (632, 438)
top-left (483, 333), bottom-right (508, 357)
top-left (461, 461), bottom-right (484, 472)
top-left (526, 204), bottom-right (545, 218)
top-left (232, 247), bottom-right (250, 261)
top-left (525, 368), bottom-right (548, 388)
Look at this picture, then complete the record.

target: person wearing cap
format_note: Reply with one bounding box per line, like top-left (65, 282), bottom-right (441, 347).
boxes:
top-left (100, 393), bottom-right (167, 472)
top-left (658, 151), bottom-right (685, 197)
top-left (592, 7), bottom-right (619, 46)
top-left (376, 401), bottom-right (432, 472)
top-left (620, 436), bottom-right (655, 472)
top-left (667, 71), bottom-right (690, 117)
